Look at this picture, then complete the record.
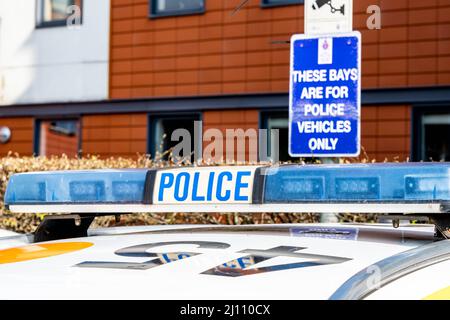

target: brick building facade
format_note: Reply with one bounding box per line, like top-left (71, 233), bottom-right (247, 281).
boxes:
top-left (1, 0), bottom-right (449, 162)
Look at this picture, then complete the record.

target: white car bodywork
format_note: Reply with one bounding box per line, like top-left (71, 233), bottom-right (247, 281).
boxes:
top-left (0, 223), bottom-right (448, 300)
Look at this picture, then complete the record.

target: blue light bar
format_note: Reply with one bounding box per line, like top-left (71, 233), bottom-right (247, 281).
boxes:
top-left (4, 163), bottom-right (450, 214)
top-left (263, 163), bottom-right (450, 203)
top-left (4, 170), bottom-right (148, 204)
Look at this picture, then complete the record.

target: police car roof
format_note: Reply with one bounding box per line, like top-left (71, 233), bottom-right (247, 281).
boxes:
top-left (0, 222), bottom-right (448, 300)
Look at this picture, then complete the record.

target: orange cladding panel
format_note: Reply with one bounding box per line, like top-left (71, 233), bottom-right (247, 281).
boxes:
top-left (110, 0), bottom-right (450, 99)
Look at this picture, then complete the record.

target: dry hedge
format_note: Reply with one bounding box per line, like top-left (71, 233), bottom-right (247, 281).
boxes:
top-left (0, 153), bottom-right (379, 234)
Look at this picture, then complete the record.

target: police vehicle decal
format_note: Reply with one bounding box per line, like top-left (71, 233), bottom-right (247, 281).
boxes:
top-left (0, 242), bottom-right (93, 264)
top-left (76, 240), bottom-right (352, 277)
top-left (424, 286), bottom-right (450, 300)
top-left (290, 226), bottom-right (359, 241)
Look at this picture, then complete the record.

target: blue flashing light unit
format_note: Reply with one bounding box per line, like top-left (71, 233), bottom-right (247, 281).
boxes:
top-left (3, 163), bottom-right (450, 214)
top-left (4, 169), bottom-right (149, 204)
top-left (263, 163), bottom-right (450, 203)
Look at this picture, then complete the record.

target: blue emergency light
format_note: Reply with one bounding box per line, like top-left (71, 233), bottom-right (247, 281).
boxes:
top-left (263, 163), bottom-right (450, 203)
top-left (4, 169), bottom-right (149, 204)
top-left (4, 163), bottom-right (450, 214)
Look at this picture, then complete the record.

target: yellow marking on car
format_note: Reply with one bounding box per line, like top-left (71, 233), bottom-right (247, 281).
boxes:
top-left (0, 242), bottom-right (93, 264)
top-left (424, 286), bottom-right (450, 300)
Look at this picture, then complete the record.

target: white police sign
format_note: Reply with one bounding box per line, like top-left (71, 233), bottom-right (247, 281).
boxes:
top-left (153, 167), bottom-right (258, 204)
top-left (289, 32), bottom-right (361, 157)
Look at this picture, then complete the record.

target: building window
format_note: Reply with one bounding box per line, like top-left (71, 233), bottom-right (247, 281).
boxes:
top-left (261, 0), bottom-right (304, 8)
top-left (150, 0), bottom-right (205, 18)
top-left (37, 0), bottom-right (82, 28)
top-left (419, 113), bottom-right (450, 161)
top-left (149, 114), bottom-right (201, 162)
top-left (260, 111), bottom-right (296, 162)
top-left (36, 119), bottom-right (80, 157)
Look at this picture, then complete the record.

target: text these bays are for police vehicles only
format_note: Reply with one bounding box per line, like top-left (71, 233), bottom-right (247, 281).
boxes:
top-left (289, 32), bottom-right (361, 157)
